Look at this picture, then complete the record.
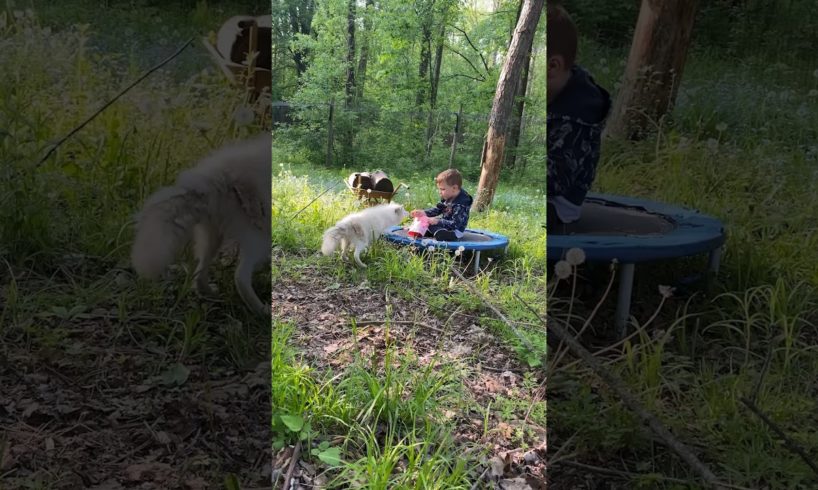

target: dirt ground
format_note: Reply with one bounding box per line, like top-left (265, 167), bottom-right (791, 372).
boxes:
top-left (273, 270), bottom-right (547, 489)
top-left (0, 261), bottom-right (271, 489)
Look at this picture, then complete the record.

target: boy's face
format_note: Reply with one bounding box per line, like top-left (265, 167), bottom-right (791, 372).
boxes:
top-left (437, 181), bottom-right (460, 201)
top-left (547, 54), bottom-right (570, 103)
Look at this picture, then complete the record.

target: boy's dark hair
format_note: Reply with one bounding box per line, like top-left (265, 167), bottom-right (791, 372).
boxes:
top-left (436, 168), bottom-right (462, 188)
top-left (547, 3), bottom-right (578, 67)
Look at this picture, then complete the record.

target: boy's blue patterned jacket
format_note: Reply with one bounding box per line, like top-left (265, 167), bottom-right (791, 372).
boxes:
top-left (424, 189), bottom-right (472, 233)
top-left (547, 65), bottom-right (612, 206)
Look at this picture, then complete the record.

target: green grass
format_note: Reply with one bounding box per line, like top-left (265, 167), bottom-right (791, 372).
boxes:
top-left (1, 4), bottom-right (271, 487)
top-left (544, 39), bottom-right (818, 488)
top-left (271, 146), bottom-right (547, 486)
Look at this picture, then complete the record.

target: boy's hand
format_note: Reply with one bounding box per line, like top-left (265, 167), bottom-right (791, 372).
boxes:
top-left (410, 209), bottom-right (425, 218)
top-left (427, 217), bottom-right (439, 225)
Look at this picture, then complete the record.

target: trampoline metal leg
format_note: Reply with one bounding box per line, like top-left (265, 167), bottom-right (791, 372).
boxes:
top-left (707, 247), bottom-right (722, 274)
top-left (615, 263), bottom-right (636, 339)
top-left (473, 251), bottom-right (481, 275)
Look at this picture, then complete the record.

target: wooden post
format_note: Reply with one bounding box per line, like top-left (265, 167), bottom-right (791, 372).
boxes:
top-left (326, 99), bottom-right (335, 167)
top-left (449, 104), bottom-right (463, 168)
top-left (605, 0), bottom-right (699, 140)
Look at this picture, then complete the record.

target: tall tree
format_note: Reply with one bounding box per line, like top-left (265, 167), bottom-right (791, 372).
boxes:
top-left (342, 0), bottom-right (358, 164)
top-left (424, 22), bottom-right (447, 159)
top-left (473, 0), bottom-right (544, 212)
top-left (272, 0), bottom-right (315, 79)
top-left (345, 0), bottom-right (356, 107)
top-left (604, 0), bottom-right (699, 140)
top-left (504, 0), bottom-right (535, 170)
top-left (355, 0), bottom-right (375, 102)
top-left (415, 0), bottom-right (437, 107)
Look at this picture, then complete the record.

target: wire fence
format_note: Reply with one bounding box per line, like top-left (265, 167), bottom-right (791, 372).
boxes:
top-left (271, 100), bottom-right (546, 180)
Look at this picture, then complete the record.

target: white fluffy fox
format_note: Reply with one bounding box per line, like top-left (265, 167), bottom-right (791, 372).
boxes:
top-left (130, 132), bottom-right (272, 315)
top-left (321, 203), bottom-right (410, 268)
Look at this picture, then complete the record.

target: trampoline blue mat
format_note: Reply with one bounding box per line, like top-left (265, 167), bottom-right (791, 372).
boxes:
top-left (384, 227), bottom-right (510, 252)
top-left (548, 193), bottom-right (726, 263)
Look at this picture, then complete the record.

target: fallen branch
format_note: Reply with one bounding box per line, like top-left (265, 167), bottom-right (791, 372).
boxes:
top-left (448, 265), bottom-right (723, 487)
top-left (515, 296), bottom-right (724, 487)
top-left (36, 37), bottom-right (194, 168)
top-left (280, 440), bottom-right (301, 490)
top-left (554, 460), bottom-right (753, 490)
top-left (469, 465), bottom-right (490, 490)
top-left (351, 319), bottom-right (447, 335)
top-left (450, 267), bottom-right (541, 364)
top-left (739, 396), bottom-right (818, 478)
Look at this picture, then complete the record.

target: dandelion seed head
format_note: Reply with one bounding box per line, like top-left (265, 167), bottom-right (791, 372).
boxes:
top-left (658, 285), bottom-right (675, 298)
top-left (565, 247), bottom-right (585, 266)
top-left (554, 261), bottom-right (572, 280)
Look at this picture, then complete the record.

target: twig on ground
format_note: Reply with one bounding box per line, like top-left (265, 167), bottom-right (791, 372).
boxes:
top-left (513, 293), bottom-right (724, 487)
top-left (280, 440), bottom-right (301, 490)
top-left (554, 460), bottom-right (753, 490)
top-left (739, 396), bottom-right (818, 477)
top-left (450, 267), bottom-right (541, 363)
top-left (469, 465), bottom-right (490, 490)
top-left (351, 319), bottom-right (447, 335)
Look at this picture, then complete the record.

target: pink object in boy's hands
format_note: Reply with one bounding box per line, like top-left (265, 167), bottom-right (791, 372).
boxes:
top-left (407, 214), bottom-right (429, 239)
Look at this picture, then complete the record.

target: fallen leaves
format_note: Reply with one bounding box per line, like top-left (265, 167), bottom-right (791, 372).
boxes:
top-left (274, 273), bottom-right (547, 488)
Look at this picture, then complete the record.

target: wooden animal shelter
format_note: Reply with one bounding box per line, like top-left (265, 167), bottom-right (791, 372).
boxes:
top-left (202, 14), bottom-right (271, 97)
top-left (346, 171), bottom-right (407, 206)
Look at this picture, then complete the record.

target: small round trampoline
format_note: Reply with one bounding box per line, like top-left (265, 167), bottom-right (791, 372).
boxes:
top-left (384, 227), bottom-right (509, 274)
top-left (548, 192), bottom-right (726, 335)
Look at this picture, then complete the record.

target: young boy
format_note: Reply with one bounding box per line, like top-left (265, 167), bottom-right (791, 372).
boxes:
top-left (546, 3), bottom-right (611, 228)
top-left (410, 168), bottom-right (472, 241)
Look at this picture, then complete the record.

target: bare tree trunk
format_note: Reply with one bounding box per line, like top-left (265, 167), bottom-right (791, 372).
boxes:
top-left (289, 0), bottom-right (315, 79)
top-left (473, 0), bottom-right (544, 212)
top-left (517, 45), bottom-right (538, 171)
top-left (345, 0), bottom-right (356, 107)
top-left (504, 37), bottom-right (533, 170)
top-left (355, 0), bottom-right (374, 102)
top-left (605, 0), bottom-right (698, 140)
top-left (425, 23), bottom-right (446, 160)
top-left (449, 103), bottom-right (463, 168)
top-left (416, 25), bottom-right (432, 107)
top-left (341, 0), bottom-right (357, 164)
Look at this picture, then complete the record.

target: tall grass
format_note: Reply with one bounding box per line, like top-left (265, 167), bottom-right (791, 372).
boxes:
top-left (272, 148), bottom-right (547, 486)
top-left (545, 38), bottom-right (818, 488)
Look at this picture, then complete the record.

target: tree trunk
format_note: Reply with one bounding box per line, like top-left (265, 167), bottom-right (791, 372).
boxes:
top-left (355, 0), bottom-right (374, 102)
top-left (345, 0), bottom-right (356, 107)
top-left (604, 0), bottom-right (698, 140)
top-left (416, 25), bottom-right (432, 107)
top-left (504, 37), bottom-right (533, 170)
top-left (473, 0), bottom-right (545, 212)
top-left (425, 23), bottom-right (446, 160)
top-left (289, 0), bottom-right (314, 79)
top-left (341, 0), bottom-right (357, 164)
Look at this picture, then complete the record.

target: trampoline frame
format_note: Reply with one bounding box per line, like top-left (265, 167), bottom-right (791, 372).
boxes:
top-left (383, 226), bottom-right (510, 274)
top-left (548, 193), bottom-right (726, 337)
